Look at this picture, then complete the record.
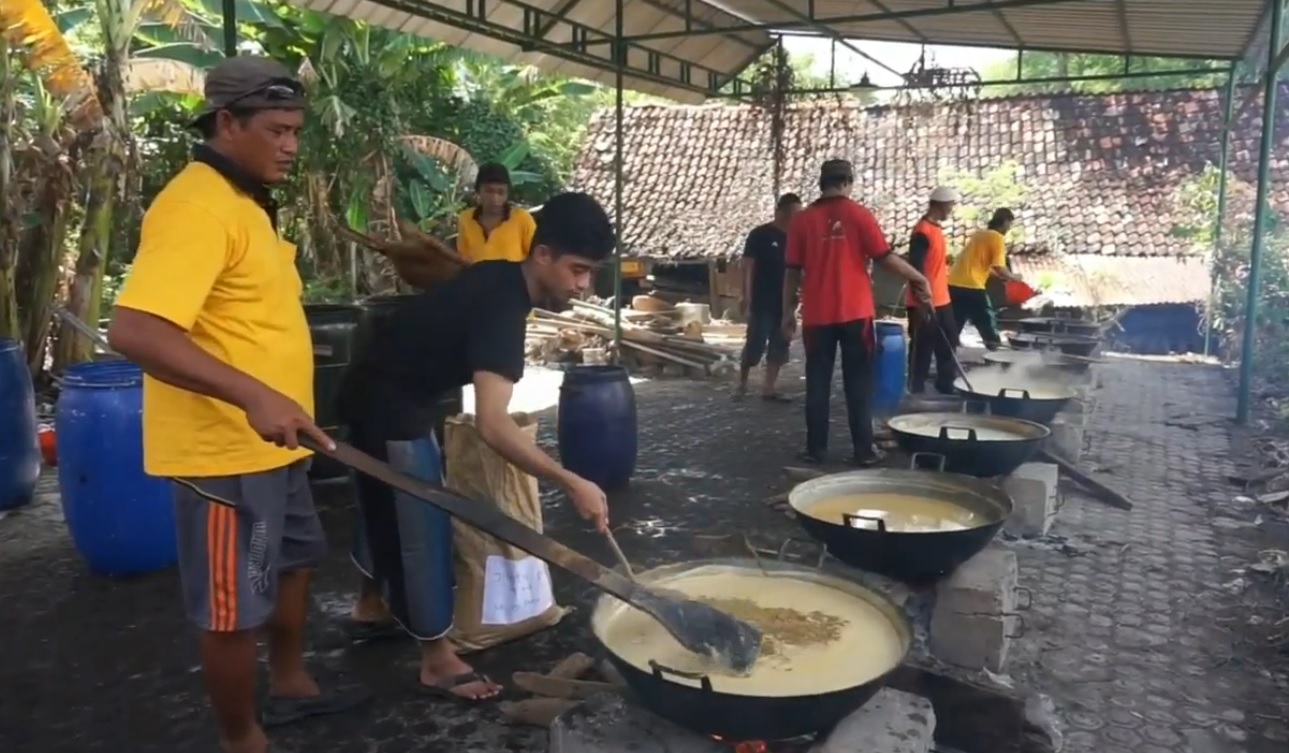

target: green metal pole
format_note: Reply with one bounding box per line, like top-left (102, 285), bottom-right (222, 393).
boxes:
top-left (222, 0), bottom-right (238, 56)
top-left (1204, 65), bottom-right (1238, 356)
top-left (1236, 0), bottom-right (1286, 424)
top-left (612, 0), bottom-right (624, 357)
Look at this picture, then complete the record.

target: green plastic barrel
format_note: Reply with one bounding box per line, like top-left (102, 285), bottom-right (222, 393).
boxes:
top-left (304, 303), bottom-right (363, 480)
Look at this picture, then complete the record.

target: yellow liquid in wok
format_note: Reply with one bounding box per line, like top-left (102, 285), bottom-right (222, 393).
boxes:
top-left (596, 569), bottom-right (905, 697)
top-left (805, 493), bottom-right (980, 533)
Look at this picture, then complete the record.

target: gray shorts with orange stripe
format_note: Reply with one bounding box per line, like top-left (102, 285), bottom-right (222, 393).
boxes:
top-left (170, 459), bottom-right (327, 632)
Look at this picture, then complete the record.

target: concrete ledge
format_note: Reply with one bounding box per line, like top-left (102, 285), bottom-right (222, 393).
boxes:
top-left (815, 688), bottom-right (935, 753)
top-left (930, 548), bottom-right (1018, 672)
top-left (1001, 462), bottom-right (1059, 538)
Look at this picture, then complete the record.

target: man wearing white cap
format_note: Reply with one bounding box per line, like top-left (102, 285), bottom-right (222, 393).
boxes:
top-left (905, 186), bottom-right (961, 393)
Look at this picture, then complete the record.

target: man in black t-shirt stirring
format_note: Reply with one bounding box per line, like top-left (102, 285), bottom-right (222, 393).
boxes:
top-left (735, 193), bottom-right (802, 402)
top-left (335, 192), bottom-right (614, 702)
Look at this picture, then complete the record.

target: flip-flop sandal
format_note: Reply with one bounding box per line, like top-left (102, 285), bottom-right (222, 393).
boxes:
top-left (418, 671), bottom-right (502, 704)
top-left (796, 450), bottom-right (826, 465)
top-left (261, 684), bottom-right (372, 728)
top-left (760, 393), bottom-right (792, 403)
top-left (345, 620), bottom-right (407, 643)
top-left (851, 449), bottom-right (886, 468)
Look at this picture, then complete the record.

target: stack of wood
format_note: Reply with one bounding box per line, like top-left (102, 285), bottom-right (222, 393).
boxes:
top-left (499, 652), bottom-right (628, 727)
top-left (526, 298), bottom-right (741, 378)
top-left (333, 220), bottom-right (468, 291)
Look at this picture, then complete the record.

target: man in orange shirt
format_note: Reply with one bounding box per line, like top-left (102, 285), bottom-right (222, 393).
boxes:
top-left (906, 186), bottom-right (961, 394)
top-left (782, 159), bottom-right (932, 466)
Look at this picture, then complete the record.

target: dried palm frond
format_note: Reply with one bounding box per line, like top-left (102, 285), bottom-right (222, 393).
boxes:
top-left (124, 58), bottom-right (204, 96)
top-left (398, 134), bottom-right (478, 185)
top-left (333, 222), bottom-right (466, 291)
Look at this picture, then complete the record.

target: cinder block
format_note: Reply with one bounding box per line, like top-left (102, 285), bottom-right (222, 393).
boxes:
top-left (816, 688), bottom-right (936, 753)
top-left (1001, 462), bottom-right (1059, 538)
top-left (929, 611), bottom-right (1015, 673)
top-left (1047, 415), bottom-right (1085, 462)
top-left (930, 547), bottom-right (1019, 672)
top-left (935, 547), bottom-right (1018, 615)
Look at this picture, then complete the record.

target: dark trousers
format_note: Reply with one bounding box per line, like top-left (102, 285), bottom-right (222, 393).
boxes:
top-left (907, 304), bottom-right (959, 393)
top-left (802, 319), bottom-right (875, 459)
top-left (949, 285), bottom-right (1002, 347)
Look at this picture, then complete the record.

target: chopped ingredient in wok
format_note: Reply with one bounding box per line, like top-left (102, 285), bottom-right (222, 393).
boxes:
top-left (699, 597), bottom-right (847, 657)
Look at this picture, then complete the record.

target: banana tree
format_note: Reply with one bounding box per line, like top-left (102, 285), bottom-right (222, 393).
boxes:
top-left (3, 0), bottom-right (210, 367)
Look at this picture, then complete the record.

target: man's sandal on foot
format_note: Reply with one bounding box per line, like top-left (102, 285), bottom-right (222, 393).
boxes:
top-left (418, 671), bottom-right (502, 704)
top-left (261, 685), bottom-right (372, 728)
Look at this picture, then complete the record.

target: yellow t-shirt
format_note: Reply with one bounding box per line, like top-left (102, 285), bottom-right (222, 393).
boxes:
top-left (115, 162), bottom-right (313, 477)
top-left (948, 228), bottom-right (1007, 290)
top-left (456, 206), bottom-right (536, 263)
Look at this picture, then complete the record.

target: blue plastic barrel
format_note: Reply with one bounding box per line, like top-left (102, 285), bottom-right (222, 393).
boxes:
top-left (0, 338), bottom-right (41, 512)
top-left (557, 366), bottom-right (638, 491)
top-left (55, 361), bottom-right (177, 576)
top-left (873, 320), bottom-right (907, 414)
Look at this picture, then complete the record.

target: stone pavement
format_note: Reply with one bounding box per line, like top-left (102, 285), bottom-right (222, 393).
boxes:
top-left (0, 357), bottom-right (1285, 753)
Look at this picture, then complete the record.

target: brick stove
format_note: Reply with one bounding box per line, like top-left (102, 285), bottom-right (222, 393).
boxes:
top-left (548, 694), bottom-right (819, 753)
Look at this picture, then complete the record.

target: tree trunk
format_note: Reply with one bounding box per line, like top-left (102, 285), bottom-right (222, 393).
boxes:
top-left (53, 142), bottom-right (114, 367)
top-left (17, 167), bottom-right (75, 375)
top-left (0, 37), bottom-right (20, 342)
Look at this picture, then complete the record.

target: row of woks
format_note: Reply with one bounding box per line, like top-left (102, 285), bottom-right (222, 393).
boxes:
top-left (587, 321), bottom-right (1106, 742)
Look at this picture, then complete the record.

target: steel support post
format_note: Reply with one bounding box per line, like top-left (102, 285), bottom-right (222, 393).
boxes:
top-left (1236, 0), bottom-right (1286, 423)
top-left (1204, 66), bottom-right (1239, 356)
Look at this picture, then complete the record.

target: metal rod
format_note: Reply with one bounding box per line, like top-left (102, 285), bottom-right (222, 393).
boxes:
top-left (1204, 66), bottom-right (1239, 357)
top-left (612, 0), bottom-right (625, 357)
top-left (221, 0), bottom-right (238, 56)
top-left (1236, 0), bottom-right (1286, 424)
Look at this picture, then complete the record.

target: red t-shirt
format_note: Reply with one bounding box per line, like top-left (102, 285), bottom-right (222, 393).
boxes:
top-left (786, 196), bottom-right (890, 326)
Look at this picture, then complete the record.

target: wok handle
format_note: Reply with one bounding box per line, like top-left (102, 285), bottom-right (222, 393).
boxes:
top-left (961, 400), bottom-right (993, 416)
top-left (909, 451), bottom-right (948, 473)
top-left (937, 425), bottom-right (979, 442)
top-left (775, 536), bottom-right (828, 569)
top-left (843, 512), bottom-right (888, 532)
top-left (649, 660), bottom-right (714, 692)
top-left (999, 388), bottom-right (1033, 399)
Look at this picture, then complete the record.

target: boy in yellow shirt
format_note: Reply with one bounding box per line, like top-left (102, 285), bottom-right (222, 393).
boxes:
top-left (456, 163), bottom-right (536, 262)
top-left (947, 208), bottom-right (1024, 350)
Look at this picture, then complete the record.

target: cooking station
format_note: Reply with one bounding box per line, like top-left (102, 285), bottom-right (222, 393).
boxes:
top-left (514, 325), bottom-right (1113, 753)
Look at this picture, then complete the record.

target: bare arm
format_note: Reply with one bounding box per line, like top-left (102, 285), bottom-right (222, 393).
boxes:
top-left (472, 370), bottom-right (580, 490)
top-left (991, 265), bottom-right (1021, 282)
top-left (107, 308), bottom-right (267, 410)
top-left (781, 267), bottom-right (802, 320)
top-left (742, 258), bottom-right (756, 306)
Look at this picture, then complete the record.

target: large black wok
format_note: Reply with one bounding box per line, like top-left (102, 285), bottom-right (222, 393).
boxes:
top-left (983, 349), bottom-right (1090, 374)
top-left (953, 375), bottom-right (1074, 425)
top-left (789, 468), bottom-right (1013, 583)
top-left (1007, 331), bottom-right (1101, 357)
top-left (590, 558), bottom-right (912, 741)
top-left (1018, 316), bottom-right (1103, 338)
top-left (887, 412), bottom-right (1050, 477)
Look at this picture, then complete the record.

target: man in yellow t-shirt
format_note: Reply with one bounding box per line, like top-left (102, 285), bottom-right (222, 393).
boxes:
top-left (456, 162), bottom-right (536, 262)
top-left (947, 207), bottom-right (1023, 351)
top-left (107, 57), bottom-right (366, 753)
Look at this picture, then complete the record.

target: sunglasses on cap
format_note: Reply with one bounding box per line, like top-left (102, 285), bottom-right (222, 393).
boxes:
top-left (222, 78), bottom-right (305, 109)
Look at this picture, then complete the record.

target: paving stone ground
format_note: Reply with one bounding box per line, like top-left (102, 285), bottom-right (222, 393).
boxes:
top-left (0, 356), bottom-right (1285, 753)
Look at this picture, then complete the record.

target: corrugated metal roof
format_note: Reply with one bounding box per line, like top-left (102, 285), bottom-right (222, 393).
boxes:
top-left (286, 0), bottom-right (773, 103)
top-left (284, 0), bottom-right (1271, 103)
top-left (722, 0), bottom-right (1269, 61)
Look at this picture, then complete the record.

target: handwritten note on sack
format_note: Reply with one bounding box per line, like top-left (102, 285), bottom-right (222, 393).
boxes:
top-left (481, 555), bottom-right (556, 626)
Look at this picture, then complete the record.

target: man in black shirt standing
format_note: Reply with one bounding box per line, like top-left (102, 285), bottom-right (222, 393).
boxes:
top-left (335, 192), bottom-right (615, 702)
top-left (735, 193), bottom-right (802, 401)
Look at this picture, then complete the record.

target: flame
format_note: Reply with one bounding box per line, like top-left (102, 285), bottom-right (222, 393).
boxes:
top-left (709, 734), bottom-right (769, 753)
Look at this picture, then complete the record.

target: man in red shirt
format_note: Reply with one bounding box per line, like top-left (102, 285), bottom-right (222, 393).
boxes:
top-left (906, 186), bottom-right (960, 394)
top-left (782, 159), bottom-right (931, 466)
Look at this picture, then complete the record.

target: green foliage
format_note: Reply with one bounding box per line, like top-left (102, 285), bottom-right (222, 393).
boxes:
top-left (1171, 165), bottom-right (1289, 381)
top-left (980, 53), bottom-right (1229, 96)
top-left (938, 160), bottom-right (1029, 245)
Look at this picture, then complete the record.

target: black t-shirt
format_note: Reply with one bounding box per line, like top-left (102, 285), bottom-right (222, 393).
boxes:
top-left (337, 261), bottom-right (532, 440)
top-left (743, 222), bottom-right (787, 315)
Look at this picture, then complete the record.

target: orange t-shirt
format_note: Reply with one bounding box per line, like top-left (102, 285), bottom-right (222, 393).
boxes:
top-left (785, 196), bottom-right (890, 326)
top-left (905, 218), bottom-right (951, 308)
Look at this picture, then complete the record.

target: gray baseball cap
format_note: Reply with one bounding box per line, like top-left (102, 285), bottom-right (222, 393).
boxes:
top-left (192, 55), bottom-right (306, 124)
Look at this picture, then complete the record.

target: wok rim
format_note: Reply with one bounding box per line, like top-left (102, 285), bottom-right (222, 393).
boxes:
top-left (1009, 331), bottom-right (1101, 346)
top-left (788, 468), bottom-right (1015, 530)
top-left (952, 375), bottom-right (1077, 403)
top-left (982, 350), bottom-right (1087, 369)
top-left (589, 557), bottom-right (913, 700)
top-left (887, 411), bottom-right (1052, 442)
